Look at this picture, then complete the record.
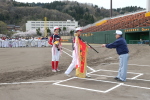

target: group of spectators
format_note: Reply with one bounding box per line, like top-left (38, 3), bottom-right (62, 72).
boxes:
top-left (0, 37), bottom-right (49, 48)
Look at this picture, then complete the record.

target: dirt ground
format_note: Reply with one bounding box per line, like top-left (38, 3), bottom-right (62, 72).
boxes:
top-left (0, 43), bottom-right (150, 100)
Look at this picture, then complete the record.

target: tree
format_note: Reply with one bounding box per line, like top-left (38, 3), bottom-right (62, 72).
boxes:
top-left (70, 30), bottom-right (74, 36)
top-left (0, 21), bottom-right (8, 35)
top-left (63, 27), bottom-right (66, 35)
top-left (36, 28), bottom-right (42, 36)
top-left (47, 28), bottom-right (51, 36)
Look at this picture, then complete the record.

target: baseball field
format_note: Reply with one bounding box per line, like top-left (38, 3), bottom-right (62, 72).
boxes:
top-left (0, 43), bottom-right (150, 100)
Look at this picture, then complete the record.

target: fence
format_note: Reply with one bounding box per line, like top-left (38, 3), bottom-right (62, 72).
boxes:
top-left (129, 40), bottom-right (150, 44)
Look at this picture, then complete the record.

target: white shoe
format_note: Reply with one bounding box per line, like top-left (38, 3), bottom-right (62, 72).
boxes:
top-left (86, 75), bottom-right (91, 78)
top-left (52, 69), bottom-right (56, 72)
top-left (56, 69), bottom-right (60, 72)
top-left (64, 74), bottom-right (71, 77)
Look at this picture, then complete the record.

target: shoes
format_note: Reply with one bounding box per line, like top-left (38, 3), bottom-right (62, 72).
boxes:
top-left (56, 69), bottom-right (60, 72)
top-left (86, 75), bottom-right (91, 78)
top-left (64, 74), bottom-right (71, 77)
top-left (114, 77), bottom-right (119, 80)
top-left (116, 78), bottom-right (124, 82)
top-left (114, 77), bottom-right (124, 82)
top-left (52, 69), bottom-right (56, 72)
top-left (52, 69), bottom-right (60, 72)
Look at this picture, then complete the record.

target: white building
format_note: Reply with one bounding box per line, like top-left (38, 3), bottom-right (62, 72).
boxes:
top-left (26, 20), bottom-right (78, 31)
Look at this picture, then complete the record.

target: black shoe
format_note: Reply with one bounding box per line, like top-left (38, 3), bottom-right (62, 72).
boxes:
top-left (116, 78), bottom-right (123, 82)
top-left (114, 77), bottom-right (119, 80)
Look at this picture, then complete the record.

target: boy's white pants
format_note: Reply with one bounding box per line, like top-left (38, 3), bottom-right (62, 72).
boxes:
top-left (65, 50), bottom-right (76, 75)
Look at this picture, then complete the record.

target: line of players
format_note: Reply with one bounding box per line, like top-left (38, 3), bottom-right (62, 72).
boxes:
top-left (0, 37), bottom-right (49, 48)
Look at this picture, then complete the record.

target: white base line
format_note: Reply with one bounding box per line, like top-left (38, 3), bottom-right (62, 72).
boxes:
top-left (132, 78), bottom-right (150, 82)
top-left (62, 47), bottom-right (73, 52)
top-left (54, 76), bottom-right (150, 92)
top-left (104, 83), bottom-right (123, 93)
top-left (54, 77), bottom-right (121, 93)
top-left (92, 69), bottom-right (143, 75)
top-left (111, 63), bottom-right (150, 67)
top-left (0, 80), bottom-right (62, 85)
top-left (53, 77), bottom-right (76, 85)
top-left (131, 74), bottom-right (143, 79)
top-left (54, 83), bottom-right (106, 93)
top-left (90, 73), bottom-right (150, 82)
top-left (62, 50), bottom-right (72, 57)
top-left (87, 66), bottom-right (96, 72)
top-left (89, 74), bottom-right (140, 80)
top-left (123, 84), bottom-right (150, 90)
top-left (77, 77), bottom-right (120, 84)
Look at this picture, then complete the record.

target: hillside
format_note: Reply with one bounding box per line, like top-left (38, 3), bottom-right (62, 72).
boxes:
top-left (0, 0), bottom-right (73, 31)
top-left (0, 0), bottom-right (145, 31)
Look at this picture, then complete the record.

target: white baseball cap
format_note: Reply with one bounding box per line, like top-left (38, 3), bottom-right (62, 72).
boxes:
top-left (53, 26), bottom-right (60, 31)
top-left (114, 30), bottom-right (122, 35)
top-left (75, 27), bottom-right (83, 32)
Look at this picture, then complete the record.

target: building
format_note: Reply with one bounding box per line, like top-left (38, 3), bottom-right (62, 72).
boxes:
top-left (7, 25), bottom-right (21, 32)
top-left (26, 20), bottom-right (78, 31)
top-left (7, 25), bottom-right (15, 31)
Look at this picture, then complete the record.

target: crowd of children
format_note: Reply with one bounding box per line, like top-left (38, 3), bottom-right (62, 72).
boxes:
top-left (0, 37), bottom-right (49, 48)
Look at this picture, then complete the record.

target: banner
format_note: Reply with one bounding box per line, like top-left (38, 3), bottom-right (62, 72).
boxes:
top-left (75, 36), bottom-right (88, 78)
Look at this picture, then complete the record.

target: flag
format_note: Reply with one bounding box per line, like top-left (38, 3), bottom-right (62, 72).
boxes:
top-left (75, 36), bottom-right (88, 78)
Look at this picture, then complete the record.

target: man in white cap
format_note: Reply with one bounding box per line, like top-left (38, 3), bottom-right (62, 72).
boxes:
top-left (48, 26), bottom-right (62, 72)
top-left (64, 27), bottom-right (90, 78)
top-left (102, 30), bottom-right (129, 82)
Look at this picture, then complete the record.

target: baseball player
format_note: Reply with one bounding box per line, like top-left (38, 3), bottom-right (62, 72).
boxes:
top-left (11, 38), bottom-right (15, 48)
top-left (1, 37), bottom-right (5, 48)
top-left (37, 37), bottom-right (42, 48)
top-left (15, 38), bottom-right (19, 48)
top-left (18, 37), bottom-right (22, 47)
top-left (64, 27), bottom-right (90, 77)
top-left (4, 37), bottom-right (9, 48)
top-left (48, 26), bottom-right (62, 72)
top-left (102, 30), bottom-right (129, 82)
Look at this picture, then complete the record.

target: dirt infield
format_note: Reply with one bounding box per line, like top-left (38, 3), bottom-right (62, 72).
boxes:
top-left (0, 44), bottom-right (150, 100)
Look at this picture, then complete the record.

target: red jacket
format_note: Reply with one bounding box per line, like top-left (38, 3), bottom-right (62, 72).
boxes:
top-left (48, 34), bottom-right (61, 45)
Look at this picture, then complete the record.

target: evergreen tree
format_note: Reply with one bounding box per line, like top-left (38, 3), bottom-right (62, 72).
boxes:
top-left (36, 28), bottom-right (42, 36)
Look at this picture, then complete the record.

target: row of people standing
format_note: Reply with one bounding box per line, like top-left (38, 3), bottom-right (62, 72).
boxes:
top-left (0, 37), bottom-right (49, 48)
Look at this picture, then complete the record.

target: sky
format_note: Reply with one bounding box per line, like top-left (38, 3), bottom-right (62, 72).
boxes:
top-left (15, 0), bottom-right (147, 9)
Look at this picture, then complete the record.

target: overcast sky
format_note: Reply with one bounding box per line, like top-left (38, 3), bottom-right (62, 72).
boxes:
top-left (15, 0), bottom-right (146, 9)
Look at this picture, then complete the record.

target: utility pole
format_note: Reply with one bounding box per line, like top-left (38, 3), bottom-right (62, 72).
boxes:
top-left (44, 17), bottom-right (48, 37)
top-left (147, 0), bottom-right (150, 12)
top-left (110, 0), bottom-right (112, 17)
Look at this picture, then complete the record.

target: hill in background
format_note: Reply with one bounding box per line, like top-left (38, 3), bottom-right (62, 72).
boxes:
top-left (0, 0), bottom-right (145, 31)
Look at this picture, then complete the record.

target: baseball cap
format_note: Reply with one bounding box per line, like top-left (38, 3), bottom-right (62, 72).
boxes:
top-left (114, 30), bottom-right (122, 35)
top-left (53, 26), bottom-right (60, 30)
top-left (75, 27), bottom-right (83, 32)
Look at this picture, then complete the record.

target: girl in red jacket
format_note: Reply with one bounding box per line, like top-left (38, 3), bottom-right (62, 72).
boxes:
top-left (48, 26), bottom-right (62, 72)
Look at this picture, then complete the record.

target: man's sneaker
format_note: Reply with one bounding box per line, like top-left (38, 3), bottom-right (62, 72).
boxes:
top-left (64, 74), bottom-right (71, 77)
top-left (117, 78), bottom-right (124, 82)
top-left (56, 69), bottom-right (60, 72)
top-left (114, 77), bottom-right (119, 80)
top-left (52, 69), bottom-right (56, 72)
